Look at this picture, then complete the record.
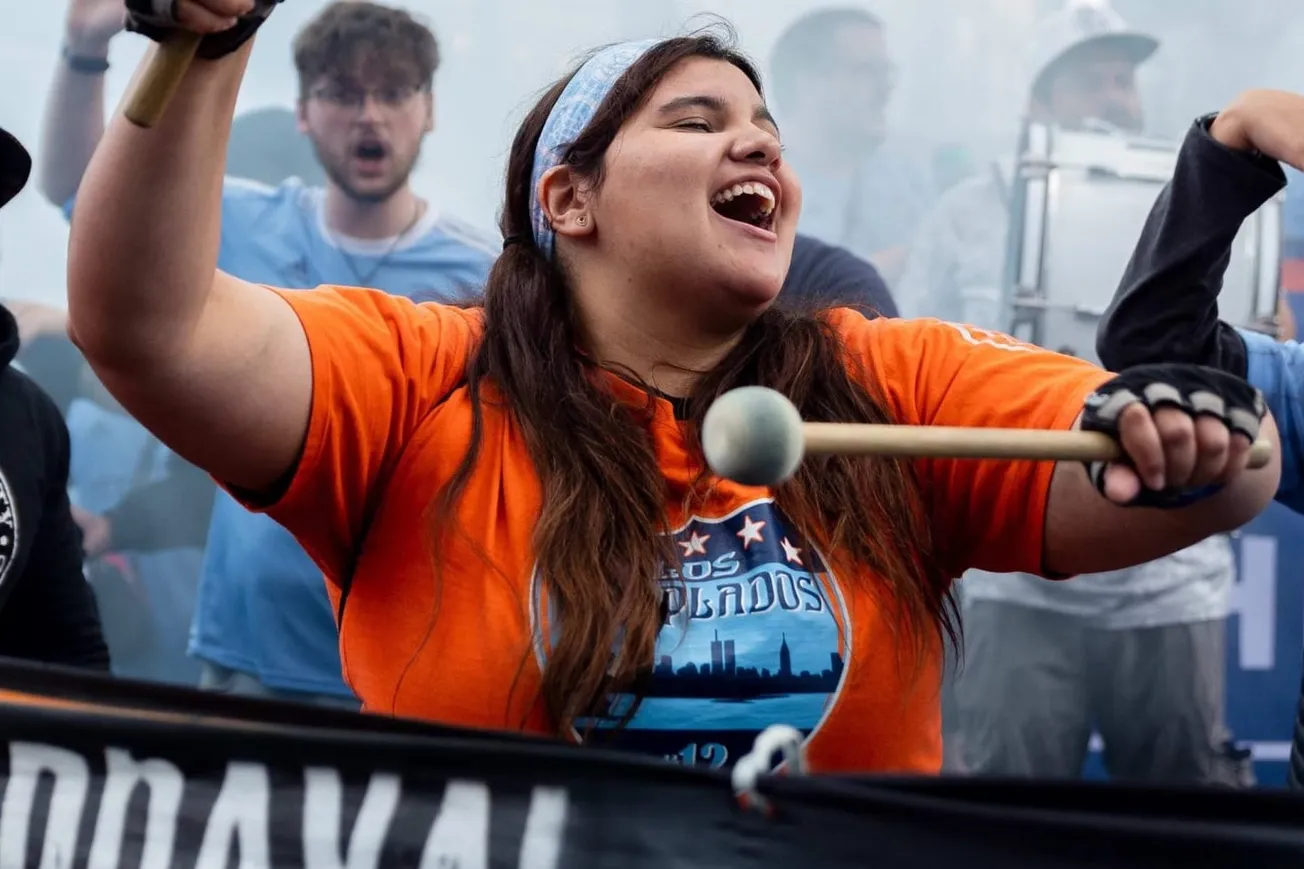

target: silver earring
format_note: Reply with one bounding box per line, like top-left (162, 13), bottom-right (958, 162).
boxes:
top-left (577, 215), bottom-right (588, 226)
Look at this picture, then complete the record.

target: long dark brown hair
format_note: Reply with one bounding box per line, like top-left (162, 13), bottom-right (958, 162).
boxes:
top-left (433, 29), bottom-right (954, 738)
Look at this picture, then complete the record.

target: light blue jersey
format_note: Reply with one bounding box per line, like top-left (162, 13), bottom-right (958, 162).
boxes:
top-left (66, 178), bottom-right (497, 697)
top-left (1240, 328), bottom-right (1304, 515)
top-left (67, 398), bottom-right (203, 687)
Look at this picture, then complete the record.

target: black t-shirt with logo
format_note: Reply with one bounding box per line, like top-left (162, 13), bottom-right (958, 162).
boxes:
top-left (0, 303), bottom-right (108, 670)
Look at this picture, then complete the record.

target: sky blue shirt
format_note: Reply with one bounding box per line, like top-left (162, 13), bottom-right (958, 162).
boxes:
top-left (1241, 328), bottom-right (1304, 515)
top-left (1285, 166), bottom-right (1304, 260)
top-left (67, 398), bottom-right (203, 687)
top-left (67, 178), bottom-right (497, 697)
top-left (1244, 168), bottom-right (1304, 515)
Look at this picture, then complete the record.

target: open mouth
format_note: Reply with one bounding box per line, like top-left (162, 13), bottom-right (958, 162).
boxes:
top-left (353, 139), bottom-right (388, 166)
top-left (710, 182), bottom-right (777, 232)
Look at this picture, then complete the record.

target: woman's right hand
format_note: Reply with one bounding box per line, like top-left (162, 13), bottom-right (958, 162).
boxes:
top-left (161, 0), bottom-right (259, 35)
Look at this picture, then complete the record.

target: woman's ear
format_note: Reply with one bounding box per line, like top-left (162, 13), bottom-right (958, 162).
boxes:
top-left (537, 165), bottom-right (595, 240)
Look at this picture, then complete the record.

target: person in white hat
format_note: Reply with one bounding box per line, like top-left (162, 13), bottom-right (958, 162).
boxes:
top-left (897, 0), bottom-right (1157, 326)
top-left (901, 1), bottom-right (1250, 786)
top-left (1023, 0), bottom-right (1156, 135)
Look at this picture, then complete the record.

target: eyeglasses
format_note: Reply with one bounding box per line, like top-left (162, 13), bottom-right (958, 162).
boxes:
top-left (309, 83), bottom-right (424, 111)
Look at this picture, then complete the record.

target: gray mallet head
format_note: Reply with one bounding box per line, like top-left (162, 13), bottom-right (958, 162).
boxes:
top-left (702, 387), bottom-right (805, 486)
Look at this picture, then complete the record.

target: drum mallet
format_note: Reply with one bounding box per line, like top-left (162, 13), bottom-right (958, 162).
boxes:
top-left (701, 386), bottom-right (1275, 487)
top-left (123, 32), bottom-right (204, 129)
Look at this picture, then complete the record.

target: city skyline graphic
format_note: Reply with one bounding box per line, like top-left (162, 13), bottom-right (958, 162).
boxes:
top-left (534, 499), bottom-right (852, 767)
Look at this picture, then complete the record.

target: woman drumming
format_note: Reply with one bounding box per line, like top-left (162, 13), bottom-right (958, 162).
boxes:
top-left (66, 1), bottom-right (1279, 775)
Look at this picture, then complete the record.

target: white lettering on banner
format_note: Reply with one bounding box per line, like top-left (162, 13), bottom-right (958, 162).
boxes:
top-left (0, 742), bottom-right (90, 869)
top-left (87, 748), bottom-right (184, 869)
top-left (518, 787), bottom-right (568, 869)
top-left (419, 780), bottom-right (490, 869)
top-left (194, 762), bottom-right (272, 869)
top-left (1231, 533), bottom-right (1278, 671)
top-left (0, 741), bottom-right (569, 869)
top-left (303, 768), bottom-right (401, 869)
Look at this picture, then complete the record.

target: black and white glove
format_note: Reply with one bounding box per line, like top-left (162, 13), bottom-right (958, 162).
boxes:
top-left (1080, 363), bottom-right (1266, 508)
top-left (124, 0), bottom-right (283, 60)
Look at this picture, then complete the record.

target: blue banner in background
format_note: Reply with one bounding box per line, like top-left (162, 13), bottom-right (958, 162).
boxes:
top-left (1083, 502), bottom-right (1304, 786)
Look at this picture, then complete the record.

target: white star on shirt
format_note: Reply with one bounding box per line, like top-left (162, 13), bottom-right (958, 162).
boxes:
top-left (780, 537), bottom-right (803, 566)
top-left (679, 531), bottom-right (710, 557)
top-left (736, 515), bottom-right (767, 549)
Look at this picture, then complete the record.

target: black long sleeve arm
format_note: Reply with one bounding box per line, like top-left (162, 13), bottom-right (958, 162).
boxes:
top-left (1096, 115), bottom-right (1286, 374)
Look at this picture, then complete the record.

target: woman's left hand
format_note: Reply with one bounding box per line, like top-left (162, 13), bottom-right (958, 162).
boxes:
top-left (1080, 363), bottom-right (1268, 507)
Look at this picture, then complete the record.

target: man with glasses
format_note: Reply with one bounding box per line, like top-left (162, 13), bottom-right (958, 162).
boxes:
top-left (768, 8), bottom-right (933, 286)
top-left (39, 0), bottom-right (495, 706)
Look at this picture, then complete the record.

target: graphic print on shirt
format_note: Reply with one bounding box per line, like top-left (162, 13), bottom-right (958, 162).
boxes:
top-left (0, 465), bottom-right (16, 587)
top-left (530, 498), bottom-right (851, 770)
top-left (942, 322), bottom-right (1038, 353)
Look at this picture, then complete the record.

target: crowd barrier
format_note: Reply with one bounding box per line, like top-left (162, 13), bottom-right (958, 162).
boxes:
top-left (0, 660), bottom-right (1301, 867)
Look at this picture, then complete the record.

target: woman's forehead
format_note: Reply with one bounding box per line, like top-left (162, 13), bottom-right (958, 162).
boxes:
top-left (643, 57), bottom-right (765, 114)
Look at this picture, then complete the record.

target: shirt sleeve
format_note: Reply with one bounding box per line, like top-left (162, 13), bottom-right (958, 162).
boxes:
top-left (1240, 327), bottom-right (1304, 513)
top-left (1284, 168), bottom-right (1304, 295)
top-left (833, 312), bottom-right (1112, 578)
top-left (225, 286), bottom-right (480, 586)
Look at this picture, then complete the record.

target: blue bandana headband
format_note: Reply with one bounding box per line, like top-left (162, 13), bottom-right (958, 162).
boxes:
top-left (529, 39), bottom-right (661, 259)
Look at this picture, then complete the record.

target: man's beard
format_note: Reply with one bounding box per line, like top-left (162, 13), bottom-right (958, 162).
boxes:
top-left (312, 139), bottom-right (419, 204)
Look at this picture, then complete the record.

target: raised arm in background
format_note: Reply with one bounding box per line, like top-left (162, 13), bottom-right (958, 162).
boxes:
top-left (66, 3), bottom-right (313, 495)
top-left (39, 0), bottom-right (128, 208)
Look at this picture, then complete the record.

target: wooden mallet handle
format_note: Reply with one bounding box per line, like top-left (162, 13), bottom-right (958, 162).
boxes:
top-left (123, 32), bottom-right (203, 128)
top-left (802, 423), bottom-right (1274, 469)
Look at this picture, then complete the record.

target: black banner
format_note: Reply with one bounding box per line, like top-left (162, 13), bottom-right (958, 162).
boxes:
top-left (0, 660), bottom-right (1303, 867)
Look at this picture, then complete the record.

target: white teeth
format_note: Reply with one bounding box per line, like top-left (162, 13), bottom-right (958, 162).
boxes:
top-left (710, 181), bottom-right (777, 214)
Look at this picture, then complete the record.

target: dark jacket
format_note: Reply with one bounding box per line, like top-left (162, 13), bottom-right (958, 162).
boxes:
top-left (0, 303), bottom-right (109, 669)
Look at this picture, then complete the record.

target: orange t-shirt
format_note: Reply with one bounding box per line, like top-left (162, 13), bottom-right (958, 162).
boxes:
top-left (239, 287), bottom-right (1111, 774)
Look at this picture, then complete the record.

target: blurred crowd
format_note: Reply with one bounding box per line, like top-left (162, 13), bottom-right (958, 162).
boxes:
top-left (2, 0), bottom-right (1303, 788)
